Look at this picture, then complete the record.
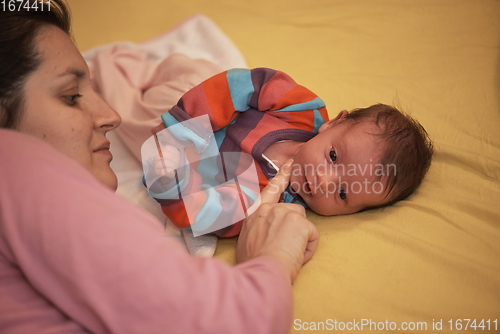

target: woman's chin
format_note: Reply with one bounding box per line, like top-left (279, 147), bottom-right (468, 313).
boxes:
top-left (106, 172), bottom-right (119, 191)
top-left (94, 167), bottom-right (118, 191)
top-left (108, 175), bottom-right (119, 191)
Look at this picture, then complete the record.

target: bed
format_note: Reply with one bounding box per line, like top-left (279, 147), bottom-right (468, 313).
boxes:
top-left (69, 0), bottom-right (500, 332)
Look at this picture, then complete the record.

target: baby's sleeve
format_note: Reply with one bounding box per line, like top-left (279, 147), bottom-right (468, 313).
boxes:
top-left (159, 180), bottom-right (257, 237)
top-left (163, 67), bottom-right (327, 133)
top-left (151, 154), bottom-right (260, 237)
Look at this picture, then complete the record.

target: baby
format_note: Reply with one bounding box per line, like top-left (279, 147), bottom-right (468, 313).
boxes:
top-left (143, 68), bottom-right (433, 237)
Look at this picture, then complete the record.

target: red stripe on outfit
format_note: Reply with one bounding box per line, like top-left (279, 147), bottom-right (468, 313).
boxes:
top-left (270, 85), bottom-right (318, 111)
top-left (203, 72), bottom-right (238, 130)
top-left (257, 72), bottom-right (298, 111)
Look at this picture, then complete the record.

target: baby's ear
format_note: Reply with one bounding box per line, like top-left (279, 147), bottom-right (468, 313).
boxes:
top-left (318, 110), bottom-right (348, 133)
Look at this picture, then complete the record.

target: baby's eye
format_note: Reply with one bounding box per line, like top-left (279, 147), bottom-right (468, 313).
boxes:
top-left (339, 187), bottom-right (346, 201)
top-left (329, 147), bottom-right (337, 163)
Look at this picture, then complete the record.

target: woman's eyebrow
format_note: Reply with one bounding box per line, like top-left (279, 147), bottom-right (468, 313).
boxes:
top-left (56, 67), bottom-right (86, 79)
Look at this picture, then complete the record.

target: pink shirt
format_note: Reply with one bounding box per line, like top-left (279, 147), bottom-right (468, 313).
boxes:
top-left (0, 129), bottom-right (292, 334)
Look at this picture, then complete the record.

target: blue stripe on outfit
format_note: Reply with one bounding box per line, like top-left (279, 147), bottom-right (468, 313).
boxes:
top-left (192, 187), bottom-right (222, 232)
top-left (226, 69), bottom-right (255, 112)
top-left (239, 184), bottom-right (258, 203)
top-left (161, 113), bottom-right (209, 152)
top-left (312, 109), bottom-right (323, 133)
top-left (283, 190), bottom-right (307, 208)
top-left (272, 97), bottom-right (326, 112)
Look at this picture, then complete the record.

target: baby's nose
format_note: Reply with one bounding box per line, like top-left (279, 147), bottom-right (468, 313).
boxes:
top-left (325, 181), bottom-right (337, 194)
top-left (315, 169), bottom-right (339, 194)
top-left (317, 177), bottom-right (338, 195)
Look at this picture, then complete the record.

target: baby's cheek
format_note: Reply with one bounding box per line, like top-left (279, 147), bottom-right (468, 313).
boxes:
top-left (309, 198), bottom-right (335, 216)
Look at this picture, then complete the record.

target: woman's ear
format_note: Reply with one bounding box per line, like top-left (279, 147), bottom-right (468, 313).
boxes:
top-left (318, 110), bottom-right (348, 133)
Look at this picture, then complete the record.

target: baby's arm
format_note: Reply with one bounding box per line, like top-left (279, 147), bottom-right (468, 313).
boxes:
top-left (149, 67), bottom-right (327, 159)
top-left (163, 67), bottom-right (326, 133)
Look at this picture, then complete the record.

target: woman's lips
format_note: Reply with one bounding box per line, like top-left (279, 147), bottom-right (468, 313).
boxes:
top-left (94, 142), bottom-right (113, 160)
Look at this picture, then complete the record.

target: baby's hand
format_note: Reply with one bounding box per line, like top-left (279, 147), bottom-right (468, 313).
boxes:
top-left (153, 145), bottom-right (181, 181)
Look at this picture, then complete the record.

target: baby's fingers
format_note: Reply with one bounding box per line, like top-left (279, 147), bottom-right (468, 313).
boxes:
top-left (153, 156), bottom-right (177, 178)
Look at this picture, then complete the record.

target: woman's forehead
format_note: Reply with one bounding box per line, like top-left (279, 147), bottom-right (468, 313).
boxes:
top-left (34, 26), bottom-right (88, 77)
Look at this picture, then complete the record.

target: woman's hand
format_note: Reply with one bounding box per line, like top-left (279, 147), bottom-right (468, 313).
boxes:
top-left (236, 160), bottom-right (320, 283)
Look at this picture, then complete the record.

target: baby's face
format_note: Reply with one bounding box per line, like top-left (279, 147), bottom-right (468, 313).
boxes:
top-left (290, 119), bottom-right (391, 215)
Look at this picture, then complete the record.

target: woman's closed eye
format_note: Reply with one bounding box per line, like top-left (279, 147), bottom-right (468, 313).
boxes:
top-left (64, 94), bottom-right (82, 106)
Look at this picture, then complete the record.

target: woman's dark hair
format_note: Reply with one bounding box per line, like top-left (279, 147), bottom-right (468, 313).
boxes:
top-left (0, 0), bottom-right (72, 128)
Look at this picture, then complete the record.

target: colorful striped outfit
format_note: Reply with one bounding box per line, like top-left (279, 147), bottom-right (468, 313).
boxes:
top-left (147, 68), bottom-right (329, 237)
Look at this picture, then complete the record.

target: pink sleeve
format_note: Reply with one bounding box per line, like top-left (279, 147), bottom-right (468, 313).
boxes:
top-left (0, 129), bottom-right (293, 334)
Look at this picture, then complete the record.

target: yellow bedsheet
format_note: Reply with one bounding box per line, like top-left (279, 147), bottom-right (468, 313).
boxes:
top-left (70, 0), bottom-right (500, 332)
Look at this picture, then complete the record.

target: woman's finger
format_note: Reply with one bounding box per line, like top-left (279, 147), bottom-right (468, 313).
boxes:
top-left (246, 199), bottom-right (306, 218)
top-left (279, 203), bottom-right (307, 217)
top-left (259, 159), bottom-right (294, 204)
top-left (302, 223), bottom-right (320, 263)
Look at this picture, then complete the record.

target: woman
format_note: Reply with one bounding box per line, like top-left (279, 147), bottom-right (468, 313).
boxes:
top-left (0, 1), bottom-right (319, 333)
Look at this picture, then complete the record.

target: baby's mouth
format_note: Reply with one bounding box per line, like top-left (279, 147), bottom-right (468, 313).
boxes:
top-left (304, 178), bottom-right (311, 194)
top-left (301, 170), bottom-right (314, 195)
top-left (290, 164), bottom-right (312, 197)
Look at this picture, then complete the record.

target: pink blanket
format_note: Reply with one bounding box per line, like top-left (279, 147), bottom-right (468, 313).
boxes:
top-left (86, 15), bottom-right (247, 163)
top-left (91, 52), bottom-right (221, 161)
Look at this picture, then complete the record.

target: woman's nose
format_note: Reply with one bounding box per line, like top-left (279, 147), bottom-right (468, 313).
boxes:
top-left (92, 93), bottom-right (121, 131)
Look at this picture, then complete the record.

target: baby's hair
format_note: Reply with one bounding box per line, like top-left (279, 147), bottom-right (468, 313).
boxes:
top-left (344, 104), bottom-right (433, 207)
